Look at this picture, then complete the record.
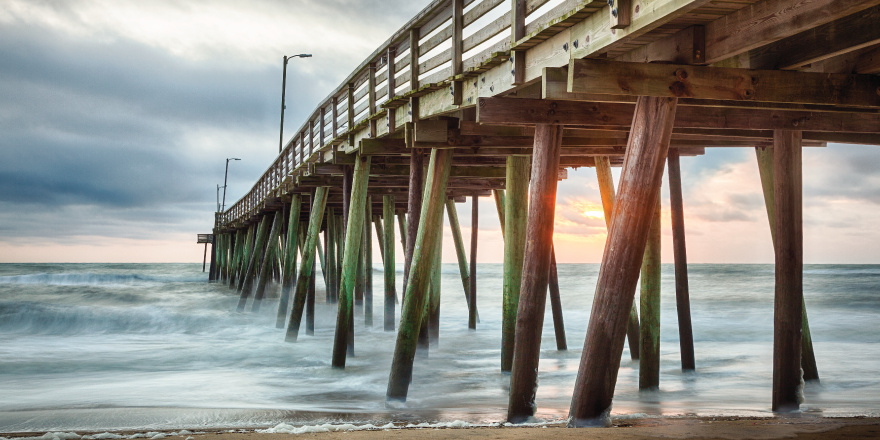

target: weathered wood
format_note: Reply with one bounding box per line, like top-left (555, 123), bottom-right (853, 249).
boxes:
top-left (469, 193), bottom-right (479, 330)
top-left (508, 124), bottom-right (563, 423)
top-left (327, 209), bottom-right (338, 303)
top-left (548, 246), bottom-right (566, 351)
top-left (772, 130), bottom-right (804, 412)
top-left (364, 196), bottom-right (374, 328)
top-left (277, 195), bottom-right (302, 328)
top-left (568, 59), bottom-right (880, 108)
top-left (316, 230), bottom-right (326, 286)
top-left (667, 149), bottom-right (696, 371)
top-left (639, 192), bottom-right (661, 390)
top-left (228, 230), bottom-right (243, 287)
top-left (387, 148), bottom-right (454, 402)
top-left (756, 145), bottom-right (819, 382)
top-left (452, 0), bottom-right (464, 105)
top-left (428, 218), bottom-right (443, 345)
top-left (237, 215), bottom-right (270, 307)
top-left (501, 155), bottom-right (530, 373)
top-left (446, 199), bottom-right (477, 320)
top-left (384, 195), bottom-right (397, 331)
top-left (493, 189), bottom-right (506, 236)
top-left (308, 245), bottom-right (316, 335)
top-left (569, 96), bottom-right (677, 427)
top-left (284, 187), bottom-right (329, 342)
top-left (233, 225), bottom-right (255, 290)
top-left (477, 97), bottom-right (880, 133)
top-left (511, 0), bottom-right (526, 85)
top-left (373, 214), bottom-right (385, 263)
top-left (596, 155), bottom-right (640, 360)
top-left (332, 156), bottom-right (372, 368)
top-left (404, 127), bottom-right (425, 295)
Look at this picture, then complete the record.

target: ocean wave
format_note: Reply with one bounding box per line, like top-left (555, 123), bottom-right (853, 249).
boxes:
top-left (0, 301), bottom-right (231, 335)
top-left (0, 273), bottom-right (203, 286)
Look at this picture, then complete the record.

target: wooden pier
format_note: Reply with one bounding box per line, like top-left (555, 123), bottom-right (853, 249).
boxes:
top-left (208, 0), bottom-right (880, 426)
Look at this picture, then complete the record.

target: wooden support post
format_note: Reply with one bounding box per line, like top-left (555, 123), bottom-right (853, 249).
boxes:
top-left (316, 231), bottom-right (326, 286)
top-left (365, 196), bottom-right (374, 327)
top-left (308, 251), bottom-right (316, 335)
top-left (252, 210), bottom-right (284, 312)
top-left (397, 212), bottom-right (407, 257)
top-left (284, 187), bottom-right (329, 342)
top-left (327, 209), bottom-right (337, 303)
top-left (446, 199), bottom-right (477, 320)
top-left (404, 126), bottom-right (425, 294)
top-left (336, 214), bottom-right (344, 305)
top-left (219, 234), bottom-right (227, 283)
top-left (384, 195), bottom-right (397, 331)
top-left (508, 124), bottom-right (563, 423)
top-left (332, 156), bottom-right (372, 368)
top-left (208, 233), bottom-right (217, 281)
top-left (771, 130), bottom-right (804, 412)
top-left (203, 242), bottom-right (208, 273)
top-left (569, 96), bottom-right (677, 427)
top-left (428, 219), bottom-right (442, 345)
top-left (374, 214), bottom-right (385, 263)
top-left (596, 155), bottom-right (640, 360)
top-left (235, 225), bottom-right (255, 290)
top-left (501, 156), bottom-right (530, 372)
top-left (469, 194), bottom-right (479, 329)
top-left (237, 215), bottom-right (270, 305)
top-left (548, 246), bottom-right (566, 350)
top-left (355, 233), bottom-right (365, 307)
top-left (667, 149), bottom-right (696, 371)
top-left (277, 195), bottom-right (302, 328)
top-left (229, 230), bottom-right (243, 287)
top-left (639, 192), bottom-right (662, 390)
top-left (493, 189), bottom-right (506, 235)
top-left (756, 146), bottom-right (818, 383)
top-left (387, 149), bottom-right (453, 402)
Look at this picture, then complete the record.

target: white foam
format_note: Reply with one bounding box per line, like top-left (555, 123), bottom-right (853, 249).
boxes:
top-left (35, 432), bottom-right (81, 440)
top-left (149, 435), bottom-right (165, 440)
top-left (177, 431), bottom-right (191, 436)
top-left (128, 435), bottom-right (145, 439)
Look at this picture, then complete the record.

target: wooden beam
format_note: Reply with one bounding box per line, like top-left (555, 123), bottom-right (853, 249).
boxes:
top-left (477, 97), bottom-right (880, 132)
top-left (568, 59), bottom-right (880, 108)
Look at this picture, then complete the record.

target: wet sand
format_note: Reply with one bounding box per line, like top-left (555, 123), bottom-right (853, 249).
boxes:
top-left (4, 417), bottom-right (880, 440)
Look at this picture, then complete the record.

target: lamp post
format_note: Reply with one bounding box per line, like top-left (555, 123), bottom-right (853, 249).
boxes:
top-left (279, 54), bottom-right (312, 153)
top-left (216, 184), bottom-right (222, 212)
top-left (221, 158), bottom-right (241, 212)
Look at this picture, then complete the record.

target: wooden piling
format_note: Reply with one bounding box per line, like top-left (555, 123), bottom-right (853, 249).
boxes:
top-left (208, 231), bottom-right (217, 281)
top-left (251, 210), bottom-right (284, 312)
top-left (756, 146), bottom-right (818, 382)
top-left (237, 215), bottom-right (270, 308)
top-left (772, 130), bottom-right (804, 412)
top-left (284, 186), bottom-right (329, 342)
top-left (507, 124), bottom-right (563, 423)
top-left (493, 189), bottom-right (506, 235)
top-left (596, 155), bottom-right (641, 360)
top-left (277, 195), bottom-right (302, 328)
top-left (404, 136), bottom-right (425, 294)
top-left (501, 156), bottom-right (530, 372)
top-left (308, 252), bottom-right (316, 335)
top-left (316, 228), bottom-right (327, 286)
top-left (229, 230), bottom-right (244, 287)
top-left (373, 214), bottom-right (385, 263)
top-left (667, 149), bottom-right (696, 371)
top-left (428, 220), bottom-right (442, 345)
top-left (386, 148), bottom-right (453, 402)
top-left (235, 225), bottom-right (255, 290)
top-left (445, 199), bottom-right (477, 320)
top-left (364, 196), bottom-right (374, 327)
top-left (327, 210), bottom-right (337, 303)
top-left (569, 96), bottom-right (677, 427)
top-left (384, 195), bottom-right (397, 331)
top-left (548, 246), bottom-right (566, 350)
top-left (332, 156), bottom-right (372, 368)
top-left (469, 193), bottom-right (478, 330)
top-left (639, 192), bottom-right (662, 390)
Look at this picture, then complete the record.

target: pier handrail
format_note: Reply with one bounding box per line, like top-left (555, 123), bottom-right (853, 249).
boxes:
top-left (218, 0), bottom-right (596, 227)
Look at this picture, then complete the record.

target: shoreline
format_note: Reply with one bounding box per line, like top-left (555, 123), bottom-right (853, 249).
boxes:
top-left (3, 416), bottom-right (880, 440)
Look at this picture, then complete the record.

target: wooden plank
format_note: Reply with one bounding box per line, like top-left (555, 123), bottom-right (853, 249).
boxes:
top-left (614, 25), bottom-right (705, 64)
top-left (507, 124), bottom-right (563, 423)
top-left (568, 59), bottom-right (880, 108)
top-left (748, 4), bottom-right (880, 70)
top-left (705, 0), bottom-right (880, 64)
top-left (569, 97), bottom-right (677, 427)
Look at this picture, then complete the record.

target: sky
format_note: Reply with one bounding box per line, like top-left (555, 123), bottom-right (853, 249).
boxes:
top-left (1, 0), bottom-right (879, 264)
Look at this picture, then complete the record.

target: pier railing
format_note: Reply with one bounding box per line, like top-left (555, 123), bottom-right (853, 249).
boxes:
top-left (219, 0), bottom-right (601, 226)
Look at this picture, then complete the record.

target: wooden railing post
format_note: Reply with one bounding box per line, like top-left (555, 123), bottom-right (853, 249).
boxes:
top-left (452, 0), bottom-right (464, 105)
top-left (369, 62), bottom-right (378, 137)
top-left (510, 0), bottom-right (526, 85)
top-left (386, 46), bottom-right (397, 132)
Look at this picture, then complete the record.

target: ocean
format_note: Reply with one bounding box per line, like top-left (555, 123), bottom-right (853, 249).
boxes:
top-left (1, 262), bottom-right (879, 432)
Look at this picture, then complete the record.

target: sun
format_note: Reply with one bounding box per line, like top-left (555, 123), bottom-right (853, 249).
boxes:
top-left (583, 210), bottom-right (605, 219)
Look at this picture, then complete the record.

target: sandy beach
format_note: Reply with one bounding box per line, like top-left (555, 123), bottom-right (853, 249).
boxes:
top-left (4, 417), bottom-right (880, 440)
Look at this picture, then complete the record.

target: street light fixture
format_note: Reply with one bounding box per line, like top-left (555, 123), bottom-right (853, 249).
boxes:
top-left (221, 158), bottom-right (241, 212)
top-left (279, 54), bottom-right (313, 153)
